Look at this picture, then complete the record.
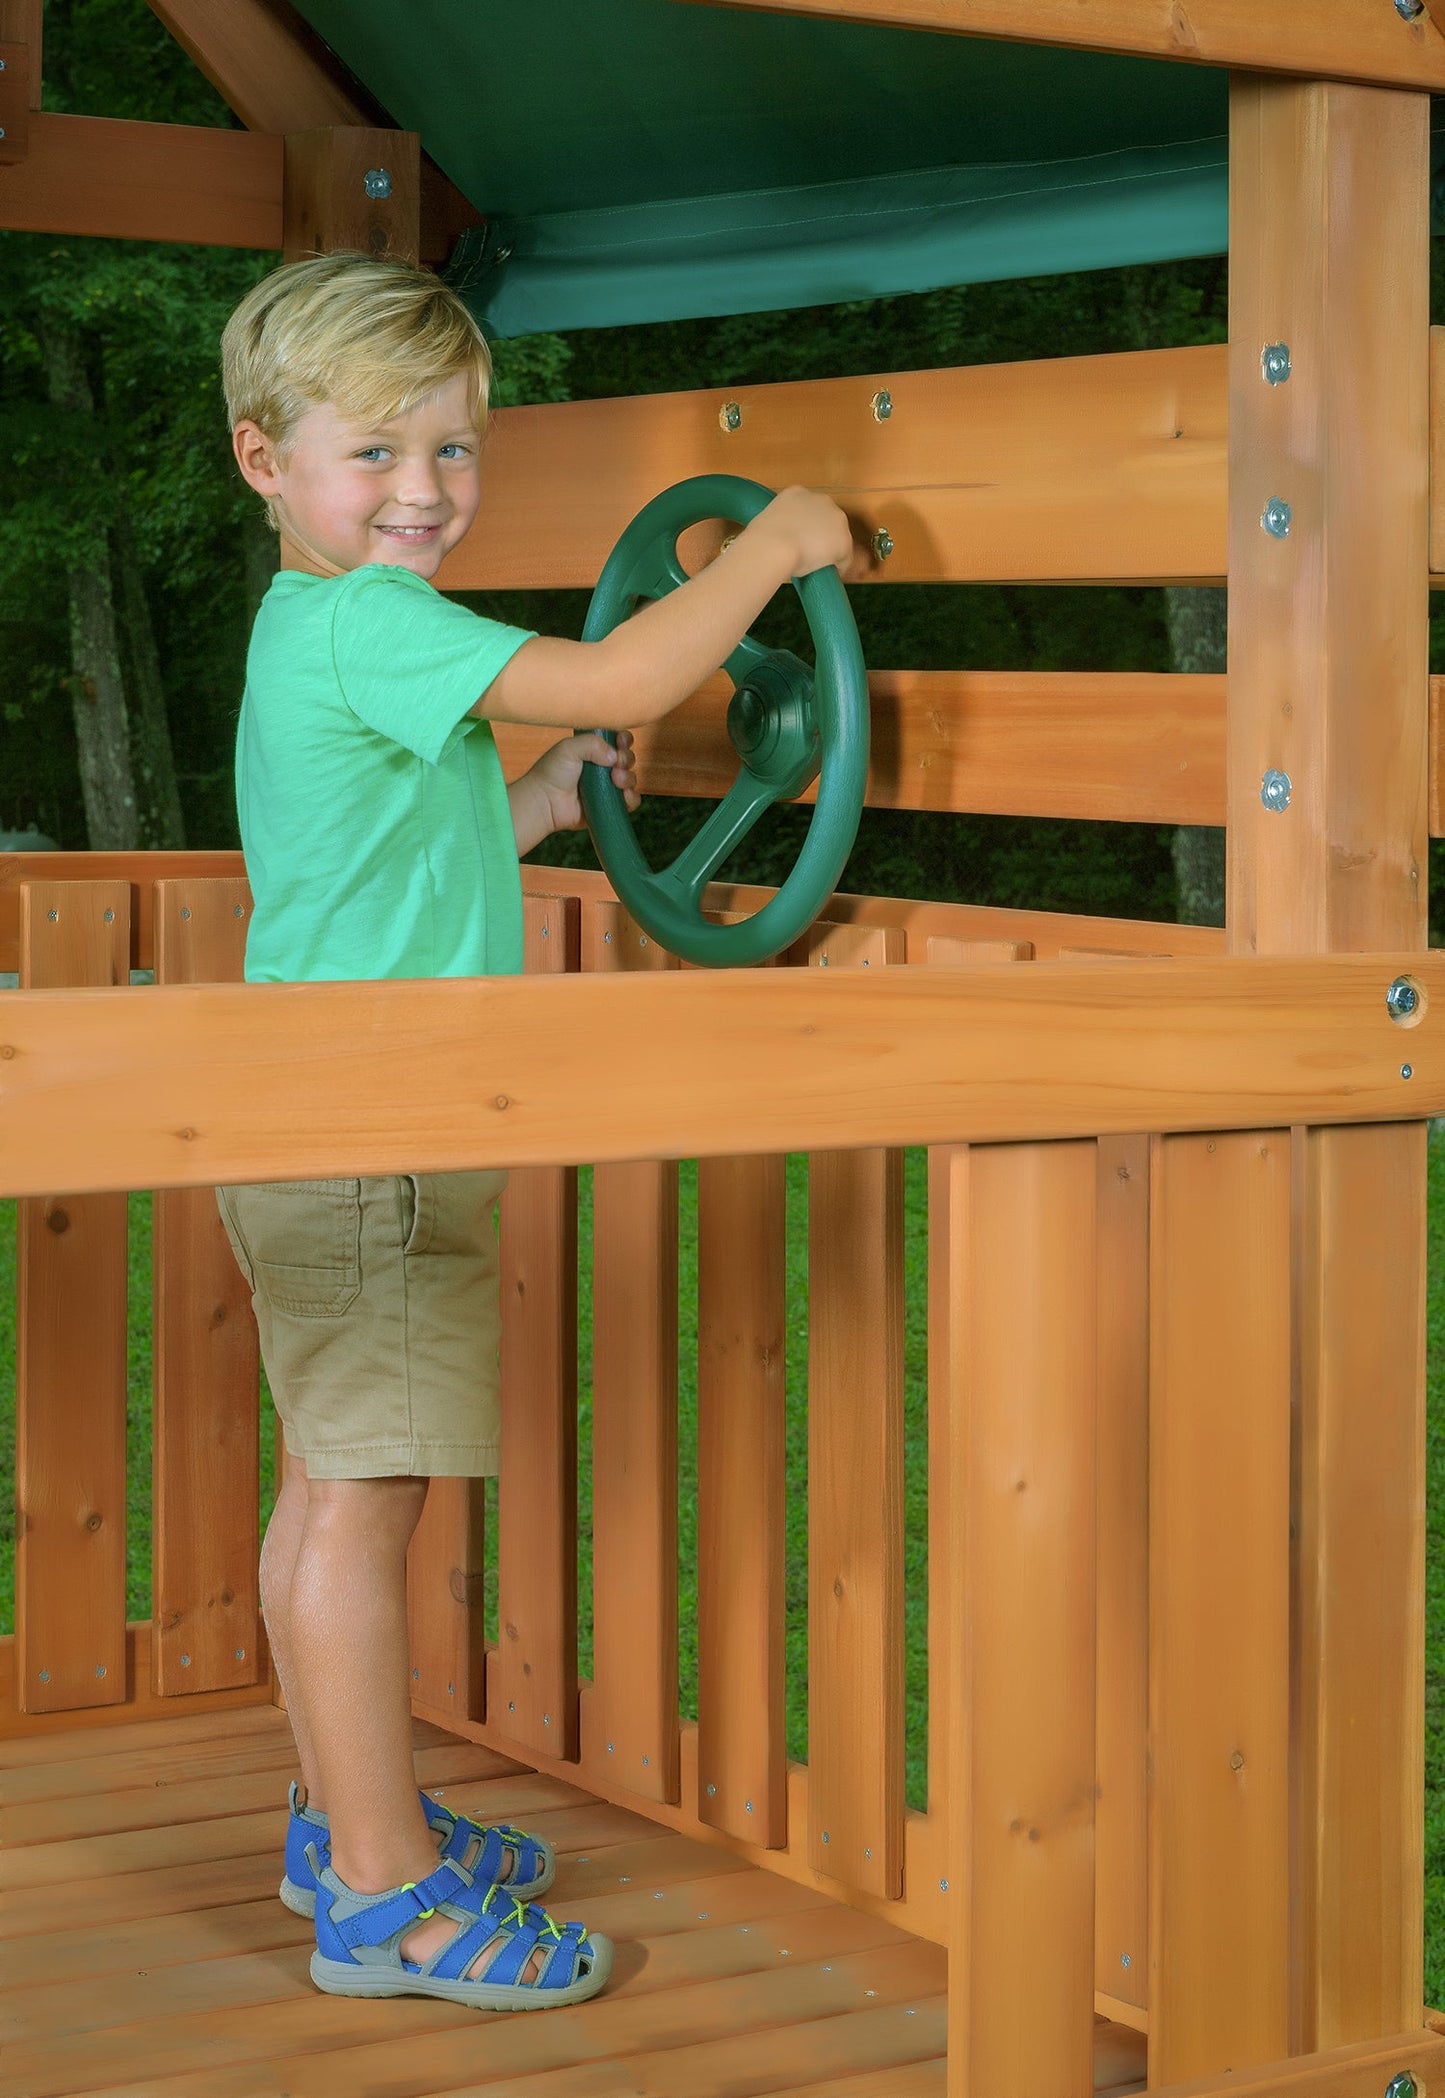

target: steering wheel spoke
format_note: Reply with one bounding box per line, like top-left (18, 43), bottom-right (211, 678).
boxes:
top-left (659, 769), bottom-right (777, 908)
top-left (724, 630), bottom-right (775, 686)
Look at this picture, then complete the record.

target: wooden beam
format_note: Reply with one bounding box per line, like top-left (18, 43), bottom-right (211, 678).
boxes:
top-left (435, 345), bottom-right (1229, 590)
top-left (1227, 76), bottom-right (1428, 2058)
top-left (0, 113), bottom-right (282, 247)
top-left (284, 125), bottom-right (420, 265)
top-left (0, 951), bottom-right (1440, 1194)
top-left (674, 0), bottom-right (1445, 92)
top-left (0, 41), bottom-right (30, 164)
top-left (1141, 2028), bottom-right (1445, 2098)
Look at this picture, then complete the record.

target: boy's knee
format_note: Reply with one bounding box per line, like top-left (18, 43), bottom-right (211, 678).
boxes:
top-left (306, 1474), bottom-right (429, 1541)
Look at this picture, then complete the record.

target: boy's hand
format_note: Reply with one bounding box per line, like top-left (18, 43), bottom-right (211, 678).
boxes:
top-left (744, 486), bottom-right (861, 581)
top-left (530, 730), bottom-right (639, 834)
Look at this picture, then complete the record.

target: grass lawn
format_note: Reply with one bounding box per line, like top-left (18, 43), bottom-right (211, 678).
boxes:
top-left (3, 1140), bottom-right (1442, 1993)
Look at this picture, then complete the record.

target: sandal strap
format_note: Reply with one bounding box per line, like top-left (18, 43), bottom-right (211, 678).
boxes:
top-left (423, 1895), bottom-right (588, 1990)
top-left (327, 1857), bottom-right (472, 1951)
top-left (437, 1813), bottom-right (545, 1886)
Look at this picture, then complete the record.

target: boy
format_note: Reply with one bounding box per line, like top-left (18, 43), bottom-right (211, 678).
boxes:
top-left (217, 250), bottom-right (852, 2011)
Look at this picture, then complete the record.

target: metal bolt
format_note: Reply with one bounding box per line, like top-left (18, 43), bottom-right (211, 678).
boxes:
top-left (508, 1699), bottom-right (516, 1713)
top-left (707, 1783), bottom-right (717, 1796)
top-left (1260, 768), bottom-right (1293, 813)
top-left (1121, 1952), bottom-right (1133, 1969)
top-left (541, 924), bottom-right (548, 937)
top-left (181, 906), bottom-right (192, 920)
top-left (180, 1653), bottom-right (191, 1667)
top-left (0, 130), bottom-right (6, 142)
top-left (872, 527), bottom-right (894, 561)
top-left (234, 905), bottom-right (244, 918)
top-left (1395, 0), bottom-right (1426, 19)
top-left (864, 1846), bottom-right (872, 1860)
top-left (447, 1682), bottom-right (455, 1695)
top-left (940, 1879), bottom-right (949, 1892)
top-left (0, 58), bottom-right (6, 68)
top-left (1261, 497), bottom-right (1292, 539)
top-left (412, 1667), bottom-right (419, 1680)
top-left (235, 1648), bottom-right (246, 1661)
top-left (38, 1669), bottom-right (50, 1683)
top-left (47, 908), bottom-right (57, 922)
top-left (1385, 2077), bottom-right (1419, 2098)
top-left (543, 1712), bottom-right (551, 1726)
top-left (1403, 1064), bottom-right (1414, 1080)
top-left (493, 243), bottom-right (515, 262)
top-left (1387, 976), bottom-right (1420, 1021)
top-left (607, 1741), bottom-right (615, 1754)
top-left (95, 1664), bottom-right (106, 1678)
top-left (745, 1799), bottom-right (754, 1812)
top-left (871, 389), bottom-right (893, 421)
top-left (821, 1830), bottom-right (830, 1843)
top-left (720, 401), bottom-right (742, 433)
top-left (639, 934), bottom-right (648, 946)
top-left (103, 908), bottom-right (115, 923)
top-left (364, 167), bottom-right (393, 200)
top-left (642, 1754), bottom-right (651, 1767)
top-left (1261, 342), bottom-right (1292, 386)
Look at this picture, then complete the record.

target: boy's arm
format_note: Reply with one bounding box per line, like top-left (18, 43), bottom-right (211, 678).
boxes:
top-left (472, 487), bottom-right (854, 731)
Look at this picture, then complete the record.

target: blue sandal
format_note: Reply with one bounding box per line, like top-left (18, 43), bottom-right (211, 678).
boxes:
top-left (280, 1783), bottom-right (556, 1916)
top-left (307, 1845), bottom-right (612, 2011)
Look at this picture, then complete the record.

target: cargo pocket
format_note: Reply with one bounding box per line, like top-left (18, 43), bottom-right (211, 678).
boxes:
top-left (235, 1178), bottom-right (363, 1318)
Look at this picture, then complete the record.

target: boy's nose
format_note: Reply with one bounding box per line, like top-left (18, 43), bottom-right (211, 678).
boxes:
top-left (395, 461), bottom-right (444, 507)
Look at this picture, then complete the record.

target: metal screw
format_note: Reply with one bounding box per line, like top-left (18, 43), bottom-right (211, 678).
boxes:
top-left (872, 527), bottom-right (894, 560)
top-left (1121, 1952), bottom-right (1133, 1969)
top-left (235, 1648), bottom-right (246, 1661)
top-left (607, 1741), bottom-right (615, 1754)
top-left (1395, 0), bottom-right (1426, 19)
top-left (0, 130), bottom-right (6, 141)
top-left (541, 925), bottom-right (548, 937)
top-left (745, 1799), bottom-right (754, 1813)
top-left (412, 1667), bottom-right (419, 1680)
top-left (1260, 768), bottom-right (1293, 813)
top-left (38, 1669), bottom-right (49, 1683)
top-left (95, 1664), bottom-right (106, 1678)
top-left (1385, 2077), bottom-right (1419, 2098)
top-left (642, 1754), bottom-right (651, 1767)
top-left (871, 389), bottom-right (893, 421)
top-left (1261, 497), bottom-right (1292, 539)
top-left (508, 1699), bottom-right (516, 1713)
top-left (234, 905), bottom-right (244, 918)
top-left (181, 906), bottom-right (192, 920)
top-left (103, 908), bottom-right (115, 923)
top-left (1261, 342), bottom-right (1292, 386)
top-left (364, 167), bottom-right (393, 200)
top-left (543, 1712), bottom-right (551, 1726)
top-left (494, 243), bottom-right (515, 262)
top-left (639, 935), bottom-right (648, 947)
top-left (47, 908), bottom-right (57, 922)
top-left (1403, 1064), bottom-right (1414, 1080)
top-left (821, 1830), bottom-right (830, 1844)
top-left (720, 401), bottom-right (742, 433)
top-left (1387, 977), bottom-right (1420, 1021)
top-left (0, 59), bottom-right (6, 68)
top-left (707, 1783), bottom-right (717, 1796)
top-left (940, 1879), bottom-right (949, 1892)
top-left (447, 1682), bottom-right (455, 1695)
top-left (180, 1653), bottom-right (192, 1667)
top-left (864, 1846), bottom-right (872, 1860)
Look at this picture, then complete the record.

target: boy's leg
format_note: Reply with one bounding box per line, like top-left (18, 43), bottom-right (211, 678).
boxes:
top-left (258, 1448), bottom-right (322, 1800)
top-left (289, 1473), bottom-right (545, 1979)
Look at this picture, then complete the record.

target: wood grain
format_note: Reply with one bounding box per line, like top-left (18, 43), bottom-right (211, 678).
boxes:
top-left (0, 112), bottom-right (281, 246)
top-left (283, 126), bottom-right (419, 267)
top-left (405, 1475), bottom-right (488, 1722)
top-left (14, 882), bottom-right (130, 1716)
top-left (151, 879), bottom-right (261, 1699)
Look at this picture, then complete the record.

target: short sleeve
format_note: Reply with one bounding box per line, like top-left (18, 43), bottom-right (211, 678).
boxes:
top-left (331, 565), bottom-right (536, 766)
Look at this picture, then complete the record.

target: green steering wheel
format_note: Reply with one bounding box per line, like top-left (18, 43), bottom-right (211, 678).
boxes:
top-left (579, 475), bottom-right (869, 969)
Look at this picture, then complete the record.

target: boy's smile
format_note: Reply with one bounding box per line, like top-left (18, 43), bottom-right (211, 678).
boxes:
top-left (231, 372), bottom-right (482, 581)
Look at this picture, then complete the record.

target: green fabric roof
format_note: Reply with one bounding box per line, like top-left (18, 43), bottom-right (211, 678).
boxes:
top-left (293, 0), bottom-right (1235, 334)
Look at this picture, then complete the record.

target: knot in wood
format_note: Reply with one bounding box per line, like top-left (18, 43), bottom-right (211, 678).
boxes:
top-left (46, 1208), bottom-right (69, 1234)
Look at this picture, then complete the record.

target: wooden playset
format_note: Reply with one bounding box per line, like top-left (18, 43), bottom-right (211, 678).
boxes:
top-left (4, 1), bottom-right (1445, 2091)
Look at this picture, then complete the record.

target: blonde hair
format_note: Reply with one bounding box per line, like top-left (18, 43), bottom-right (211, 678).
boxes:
top-left (221, 251), bottom-right (492, 459)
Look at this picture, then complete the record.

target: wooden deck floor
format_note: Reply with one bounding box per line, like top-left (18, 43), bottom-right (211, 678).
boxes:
top-left (0, 1702), bottom-right (1146, 2097)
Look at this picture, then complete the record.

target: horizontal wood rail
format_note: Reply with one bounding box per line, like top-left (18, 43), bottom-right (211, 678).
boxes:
top-left (442, 346), bottom-right (1230, 589)
top-left (0, 112), bottom-right (283, 247)
top-left (0, 949), bottom-right (1436, 1196)
top-left (677, 0), bottom-right (1445, 92)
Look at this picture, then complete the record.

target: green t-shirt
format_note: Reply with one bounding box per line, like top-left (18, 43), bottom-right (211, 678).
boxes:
top-left (236, 564), bottom-right (535, 984)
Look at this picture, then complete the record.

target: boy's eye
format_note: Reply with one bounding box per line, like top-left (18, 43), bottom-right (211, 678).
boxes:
top-left (437, 443), bottom-right (472, 460)
top-left (355, 446), bottom-right (391, 463)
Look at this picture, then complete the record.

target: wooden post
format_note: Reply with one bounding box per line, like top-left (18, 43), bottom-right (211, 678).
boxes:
top-left (283, 126), bottom-right (420, 266)
top-left (1227, 75), bottom-right (1429, 2059)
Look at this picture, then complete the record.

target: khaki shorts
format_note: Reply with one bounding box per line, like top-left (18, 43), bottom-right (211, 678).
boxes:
top-left (215, 1172), bottom-right (508, 1479)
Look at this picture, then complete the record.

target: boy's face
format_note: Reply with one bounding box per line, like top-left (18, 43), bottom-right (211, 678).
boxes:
top-left (232, 372), bottom-right (482, 581)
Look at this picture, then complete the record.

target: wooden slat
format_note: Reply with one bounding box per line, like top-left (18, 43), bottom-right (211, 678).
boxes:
top-left (14, 882), bottom-right (130, 1718)
top-left (1148, 1130), bottom-right (1291, 2083)
top-left (945, 1140), bottom-right (1098, 2098)
top-left (0, 111), bottom-right (281, 246)
top-left (803, 920), bottom-right (906, 1900)
top-left (0, 42), bottom-right (31, 165)
top-left (0, 1), bottom-right (41, 108)
top-left (696, 1146), bottom-right (788, 1848)
top-left (495, 668), bottom-right (1229, 827)
top-left (494, 893), bottom-right (582, 1762)
top-left (0, 1626), bottom-right (273, 1741)
top-left (679, 0), bottom-right (1445, 90)
top-left (405, 1475), bottom-right (488, 1721)
top-left (1093, 1132), bottom-right (1149, 2011)
top-left (585, 901), bottom-right (682, 1806)
top-left (0, 854), bottom-right (1225, 973)
top-left (151, 880), bottom-right (261, 1700)
top-left (3, 950), bottom-right (1441, 1196)
top-left (144, 0), bottom-right (369, 131)
top-left (435, 345), bottom-right (1228, 591)
top-left (1228, 77), bottom-right (1429, 2059)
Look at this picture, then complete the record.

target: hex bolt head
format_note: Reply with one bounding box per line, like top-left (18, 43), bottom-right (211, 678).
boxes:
top-left (180, 1653), bottom-right (192, 1667)
top-left (1387, 977), bottom-right (1421, 1022)
top-left (235, 1648), bottom-right (246, 1661)
top-left (745, 1799), bottom-right (754, 1812)
top-left (1261, 342), bottom-right (1292, 385)
top-left (103, 908), bottom-right (115, 923)
top-left (872, 527), bottom-right (894, 561)
top-left (720, 401), bottom-right (742, 433)
top-left (1402, 1064), bottom-right (1414, 1081)
top-left (821, 1829), bottom-right (830, 1843)
top-left (364, 167), bottom-right (393, 200)
top-left (1395, 0), bottom-right (1426, 19)
top-left (1261, 497), bottom-right (1293, 539)
top-left (95, 1663), bottom-right (107, 1678)
top-left (1121, 1952), bottom-right (1133, 1969)
top-left (1385, 2076), bottom-right (1419, 2098)
top-left (47, 908), bottom-right (57, 922)
top-left (1260, 768), bottom-right (1293, 812)
top-left (871, 389), bottom-right (893, 421)
top-left (706, 1782), bottom-right (717, 1796)
top-left (939, 1878), bottom-right (949, 1892)
top-left (38, 1669), bottom-right (50, 1684)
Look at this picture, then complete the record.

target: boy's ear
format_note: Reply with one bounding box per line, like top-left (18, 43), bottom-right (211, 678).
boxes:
top-left (232, 419), bottom-right (281, 497)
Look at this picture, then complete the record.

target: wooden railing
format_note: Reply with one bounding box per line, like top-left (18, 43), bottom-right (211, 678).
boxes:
top-left (0, 852), bottom-right (1434, 2070)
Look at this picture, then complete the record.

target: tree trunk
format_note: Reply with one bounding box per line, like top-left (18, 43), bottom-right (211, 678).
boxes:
top-left (40, 320), bottom-right (139, 850)
top-left (1165, 585), bottom-right (1226, 927)
top-left (112, 515), bottom-right (187, 848)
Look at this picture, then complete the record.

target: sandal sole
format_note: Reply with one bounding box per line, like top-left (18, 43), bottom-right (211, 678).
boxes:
top-left (309, 1932), bottom-right (614, 2011)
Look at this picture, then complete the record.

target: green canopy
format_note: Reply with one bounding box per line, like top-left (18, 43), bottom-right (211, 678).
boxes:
top-left (292, 0), bottom-right (1235, 334)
